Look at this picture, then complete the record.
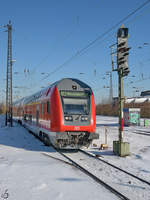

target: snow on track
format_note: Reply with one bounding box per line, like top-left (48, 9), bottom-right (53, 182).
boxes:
top-left (0, 115), bottom-right (150, 199)
top-left (60, 150), bottom-right (150, 200)
top-left (0, 116), bottom-right (117, 200)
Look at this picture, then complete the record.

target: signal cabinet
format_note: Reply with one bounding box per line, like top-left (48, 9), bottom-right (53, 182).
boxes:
top-left (123, 108), bottom-right (140, 126)
top-left (113, 141), bottom-right (130, 157)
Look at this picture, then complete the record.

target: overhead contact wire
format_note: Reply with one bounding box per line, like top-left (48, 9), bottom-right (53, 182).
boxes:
top-left (41, 0), bottom-right (150, 81)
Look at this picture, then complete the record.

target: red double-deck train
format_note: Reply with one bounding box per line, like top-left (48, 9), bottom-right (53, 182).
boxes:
top-left (13, 78), bottom-right (99, 149)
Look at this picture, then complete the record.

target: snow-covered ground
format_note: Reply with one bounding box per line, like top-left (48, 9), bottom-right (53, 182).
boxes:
top-left (92, 116), bottom-right (150, 183)
top-left (0, 115), bottom-right (150, 200)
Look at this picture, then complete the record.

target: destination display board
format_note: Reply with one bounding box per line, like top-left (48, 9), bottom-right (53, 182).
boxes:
top-left (60, 91), bottom-right (89, 97)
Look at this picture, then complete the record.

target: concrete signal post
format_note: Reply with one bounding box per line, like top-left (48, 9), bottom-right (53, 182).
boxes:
top-left (113, 25), bottom-right (131, 157)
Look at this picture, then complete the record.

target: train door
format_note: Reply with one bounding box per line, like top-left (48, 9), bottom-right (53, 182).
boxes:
top-left (36, 105), bottom-right (40, 126)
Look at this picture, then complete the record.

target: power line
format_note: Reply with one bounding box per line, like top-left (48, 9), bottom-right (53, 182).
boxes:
top-left (41, 0), bottom-right (150, 81)
top-left (18, 19), bottom-right (80, 91)
top-left (21, 0), bottom-right (150, 95)
top-left (30, 16), bottom-right (80, 75)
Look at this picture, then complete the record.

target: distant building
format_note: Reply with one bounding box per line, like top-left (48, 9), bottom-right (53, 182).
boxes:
top-left (112, 93), bottom-right (150, 105)
top-left (123, 90), bottom-right (150, 104)
top-left (141, 90), bottom-right (150, 97)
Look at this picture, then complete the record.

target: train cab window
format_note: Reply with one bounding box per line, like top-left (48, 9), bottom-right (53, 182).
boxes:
top-left (47, 101), bottom-right (50, 114)
top-left (61, 91), bottom-right (90, 115)
top-left (63, 98), bottom-right (89, 115)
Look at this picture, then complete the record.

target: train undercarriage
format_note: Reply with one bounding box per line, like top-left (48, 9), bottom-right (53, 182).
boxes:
top-left (53, 131), bottom-right (99, 149)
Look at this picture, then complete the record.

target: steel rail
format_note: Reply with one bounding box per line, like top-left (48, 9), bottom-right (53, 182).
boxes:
top-left (134, 129), bottom-right (150, 134)
top-left (41, 152), bottom-right (73, 166)
top-left (54, 148), bottom-right (130, 200)
top-left (21, 124), bottom-right (129, 199)
top-left (133, 131), bottom-right (150, 136)
top-left (79, 149), bottom-right (150, 186)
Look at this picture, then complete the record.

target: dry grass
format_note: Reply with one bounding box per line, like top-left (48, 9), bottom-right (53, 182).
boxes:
top-left (0, 103), bottom-right (5, 114)
top-left (96, 102), bottom-right (150, 118)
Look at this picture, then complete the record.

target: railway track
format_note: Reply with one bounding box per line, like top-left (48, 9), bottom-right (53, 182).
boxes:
top-left (21, 122), bottom-right (150, 199)
top-left (132, 129), bottom-right (150, 136)
top-left (76, 149), bottom-right (150, 200)
top-left (98, 125), bottom-right (150, 137)
top-left (79, 149), bottom-right (150, 186)
top-left (24, 125), bottom-right (128, 199)
top-left (46, 148), bottom-right (130, 200)
top-left (43, 146), bottom-right (150, 200)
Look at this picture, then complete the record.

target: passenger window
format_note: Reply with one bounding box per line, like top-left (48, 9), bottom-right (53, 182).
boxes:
top-left (41, 103), bottom-right (44, 115)
top-left (47, 101), bottom-right (50, 114)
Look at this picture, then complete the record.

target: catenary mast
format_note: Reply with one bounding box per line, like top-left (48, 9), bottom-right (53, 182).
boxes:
top-left (5, 21), bottom-right (13, 126)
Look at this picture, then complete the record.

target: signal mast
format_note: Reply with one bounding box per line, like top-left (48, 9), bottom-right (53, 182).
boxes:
top-left (111, 25), bottom-right (131, 156)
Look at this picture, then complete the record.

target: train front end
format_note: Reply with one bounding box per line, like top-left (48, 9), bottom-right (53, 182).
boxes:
top-left (51, 78), bottom-right (99, 149)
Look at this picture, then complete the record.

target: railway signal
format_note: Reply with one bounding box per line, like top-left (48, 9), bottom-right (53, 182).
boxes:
top-left (117, 27), bottom-right (131, 77)
top-left (112, 25), bottom-right (130, 157)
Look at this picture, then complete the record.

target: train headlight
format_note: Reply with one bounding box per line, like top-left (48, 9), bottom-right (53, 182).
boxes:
top-left (81, 116), bottom-right (88, 121)
top-left (65, 116), bottom-right (73, 121)
top-left (65, 116), bottom-right (69, 120)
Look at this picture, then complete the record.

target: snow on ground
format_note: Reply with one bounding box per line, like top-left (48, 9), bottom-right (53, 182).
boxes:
top-left (0, 114), bottom-right (150, 200)
top-left (91, 116), bottom-right (150, 183)
top-left (0, 115), bottom-right (117, 200)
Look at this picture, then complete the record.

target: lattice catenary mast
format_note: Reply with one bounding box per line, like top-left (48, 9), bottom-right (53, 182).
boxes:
top-left (5, 21), bottom-right (13, 126)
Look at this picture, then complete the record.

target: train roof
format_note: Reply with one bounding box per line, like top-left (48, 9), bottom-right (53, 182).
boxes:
top-left (56, 78), bottom-right (91, 91)
top-left (13, 78), bottom-right (92, 106)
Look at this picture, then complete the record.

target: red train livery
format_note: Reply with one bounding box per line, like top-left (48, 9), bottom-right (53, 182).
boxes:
top-left (13, 78), bottom-right (99, 149)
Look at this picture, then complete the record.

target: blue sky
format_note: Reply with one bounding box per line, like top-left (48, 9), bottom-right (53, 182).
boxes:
top-left (0, 0), bottom-right (150, 103)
